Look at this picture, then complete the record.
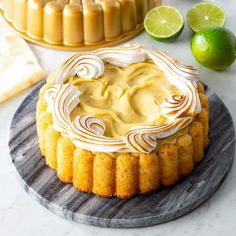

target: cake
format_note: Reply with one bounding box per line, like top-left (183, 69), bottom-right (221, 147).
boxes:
top-left (0, 0), bottom-right (158, 48)
top-left (36, 44), bottom-right (209, 198)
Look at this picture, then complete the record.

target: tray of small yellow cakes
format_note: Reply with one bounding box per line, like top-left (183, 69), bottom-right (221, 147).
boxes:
top-left (8, 43), bottom-right (235, 227)
top-left (0, 0), bottom-right (160, 50)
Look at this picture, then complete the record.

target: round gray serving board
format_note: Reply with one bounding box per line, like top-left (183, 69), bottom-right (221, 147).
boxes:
top-left (9, 82), bottom-right (235, 228)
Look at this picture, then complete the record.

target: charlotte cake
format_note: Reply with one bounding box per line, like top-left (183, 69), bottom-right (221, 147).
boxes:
top-left (36, 44), bottom-right (209, 198)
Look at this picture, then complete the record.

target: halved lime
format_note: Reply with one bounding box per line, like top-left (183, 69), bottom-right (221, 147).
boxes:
top-left (187, 2), bottom-right (226, 32)
top-left (144, 6), bottom-right (184, 42)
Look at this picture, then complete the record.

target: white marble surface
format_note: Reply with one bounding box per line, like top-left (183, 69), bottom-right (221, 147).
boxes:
top-left (0, 0), bottom-right (236, 235)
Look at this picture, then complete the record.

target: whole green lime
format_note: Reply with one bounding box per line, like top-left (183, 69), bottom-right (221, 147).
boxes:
top-left (191, 27), bottom-right (236, 70)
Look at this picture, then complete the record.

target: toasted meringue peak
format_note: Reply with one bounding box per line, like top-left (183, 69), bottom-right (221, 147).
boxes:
top-left (93, 43), bottom-right (146, 67)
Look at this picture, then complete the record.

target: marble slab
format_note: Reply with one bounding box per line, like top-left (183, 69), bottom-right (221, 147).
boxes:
top-left (8, 82), bottom-right (235, 228)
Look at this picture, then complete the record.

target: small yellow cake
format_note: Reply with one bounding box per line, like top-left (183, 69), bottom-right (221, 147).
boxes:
top-left (36, 44), bottom-right (209, 198)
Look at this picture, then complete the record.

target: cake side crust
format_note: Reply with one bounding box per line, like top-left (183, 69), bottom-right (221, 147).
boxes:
top-left (36, 81), bottom-right (209, 198)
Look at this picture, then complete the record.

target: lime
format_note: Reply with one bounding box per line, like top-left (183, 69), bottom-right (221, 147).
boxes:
top-left (144, 6), bottom-right (184, 41)
top-left (191, 27), bottom-right (236, 71)
top-left (187, 2), bottom-right (226, 32)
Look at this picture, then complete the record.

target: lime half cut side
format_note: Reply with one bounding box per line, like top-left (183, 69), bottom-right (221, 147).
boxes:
top-left (144, 6), bottom-right (184, 42)
top-left (187, 2), bottom-right (226, 32)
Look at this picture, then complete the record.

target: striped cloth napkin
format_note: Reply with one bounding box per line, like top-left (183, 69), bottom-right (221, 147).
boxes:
top-left (0, 35), bottom-right (45, 103)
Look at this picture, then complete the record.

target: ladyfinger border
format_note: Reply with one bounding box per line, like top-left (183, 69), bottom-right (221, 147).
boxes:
top-left (36, 81), bottom-right (209, 198)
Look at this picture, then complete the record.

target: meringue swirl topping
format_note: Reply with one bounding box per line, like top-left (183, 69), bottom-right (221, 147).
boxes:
top-left (45, 43), bottom-right (201, 154)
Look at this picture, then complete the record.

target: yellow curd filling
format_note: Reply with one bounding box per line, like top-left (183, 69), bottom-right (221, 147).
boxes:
top-left (71, 61), bottom-right (183, 138)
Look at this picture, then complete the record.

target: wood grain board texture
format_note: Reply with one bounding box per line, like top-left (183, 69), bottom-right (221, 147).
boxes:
top-left (8, 82), bottom-right (235, 228)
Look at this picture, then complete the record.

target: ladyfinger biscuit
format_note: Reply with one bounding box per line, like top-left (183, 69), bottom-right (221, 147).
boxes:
top-left (36, 112), bottom-right (52, 156)
top-left (57, 137), bottom-right (75, 183)
top-left (45, 125), bottom-right (60, 170)
top-left (157, 144), bottom-right (179, 186)
top-left (73, 149), bottom-right (94, 192)
top-left (196, 108), bottom-right (209, 149)
top-left (189, 121), bottom-right (204, 164)
top-left (197, 81), bottom-right (205, 94)
top-left (116, 153), bottom-right (139, 198)
top-left (36, 98), bottom-right (47, 120)
top-left (139, 152), bottom-right (160, 194)
top-left (176, 134), bottom-right (194, 178)
top-left (93, 153), bottom-right (115, 197)
top-left (199, 93), bottom-right (209, 112)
